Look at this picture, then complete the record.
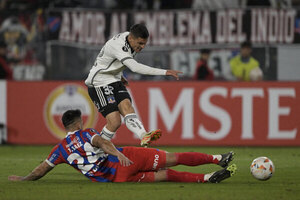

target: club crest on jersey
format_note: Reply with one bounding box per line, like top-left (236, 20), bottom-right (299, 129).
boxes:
top-left (122, 46), bottom-right (128, 52)
top-left (107, 96), bottom-right (116, 104)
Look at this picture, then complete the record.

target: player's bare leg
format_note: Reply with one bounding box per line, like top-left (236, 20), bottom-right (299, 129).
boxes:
top-left (128, 165), bottom-right (236, 183)
top-left (150, 152), bottom-right (237, 183)
top-left (164, 152), bottom-right (234, 168)
top-left (118, 99), bottom-right (161, 146)
top-left (100, 111), bottom-right (121, 140)
top-left (152, 165), bottom-right (237, 183)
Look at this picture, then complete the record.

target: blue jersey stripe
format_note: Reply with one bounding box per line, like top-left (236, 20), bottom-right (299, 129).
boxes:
top-left (107, 155), bottom-right (119, 163)
top-left (59, 144), bottom-right (70, 160)
top-left (76, 132), bottom-right (87, 147)
top-left (98, 165), bottom-right (116, 175)
top-left (48, 146), bottom-right (61, 164)
top-left (75, 132), bottom-right (91, 165)
top-left (117, 147), bottom-right (123, 152)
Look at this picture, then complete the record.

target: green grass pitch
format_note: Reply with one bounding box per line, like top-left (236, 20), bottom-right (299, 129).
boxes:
top-left (0, 145), bottom-right (299, 200)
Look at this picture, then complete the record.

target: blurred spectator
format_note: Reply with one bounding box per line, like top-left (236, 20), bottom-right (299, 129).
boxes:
top-left (0, 40), bottom-right (12, 79)
top-left (0, 0), bottom-right (7, 10)
top-left (0, 17), bottom-right (28, 63)
top-left (292, 0), bottom-right (300, 6)
top-left (229, 41), bottom-right (263, 82)
top-left (0, 0), bottom-right (50, 11)
top-left (193, 49), bottom-right (214, 81)
top-left (270, 0), bottom-right (292, 8)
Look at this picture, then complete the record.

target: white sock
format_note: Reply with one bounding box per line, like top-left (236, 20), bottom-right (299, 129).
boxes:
top-left (213, 155), bottom-right (222, 162)
top-left (100, 126), bottom-right (115, 141)
top-left (204, 172), bottom-right (215, 181)
top-left (124, 113), bottom-right (147, 139)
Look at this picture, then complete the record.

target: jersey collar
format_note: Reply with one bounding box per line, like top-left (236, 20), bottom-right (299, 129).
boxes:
top-left (66, 129), bottom-right (80, 137)
top-left (125, 36), bottom-right (135, 54)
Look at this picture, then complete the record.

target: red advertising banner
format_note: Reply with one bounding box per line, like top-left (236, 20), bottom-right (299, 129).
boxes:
top-left (6, 81), bottom-right (300, 146)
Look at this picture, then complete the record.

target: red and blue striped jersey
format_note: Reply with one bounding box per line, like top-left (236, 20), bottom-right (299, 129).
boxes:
top-left (46, 128), bottom-right (120, 182)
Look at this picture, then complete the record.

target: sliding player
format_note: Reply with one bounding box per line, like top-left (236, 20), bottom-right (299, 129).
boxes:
top-left (9, 110), bottom-right (236, 183)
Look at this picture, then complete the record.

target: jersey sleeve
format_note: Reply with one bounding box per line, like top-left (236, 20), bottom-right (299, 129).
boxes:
top-left (123, 59), bottom-right (167, 75)
top-left (45, 144), bottom-right (64, 167)
top-left (107, 40), bottom-right (133, 62)
top-left (81, 128), bottom-right (101, 144)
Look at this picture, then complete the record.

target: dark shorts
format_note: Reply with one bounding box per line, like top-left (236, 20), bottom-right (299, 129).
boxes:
top-left (88, 81), bottom-right (131, 117)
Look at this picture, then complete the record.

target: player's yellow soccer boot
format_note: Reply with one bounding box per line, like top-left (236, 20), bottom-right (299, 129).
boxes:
top-left (140, 129), bottom-right (162, 147)
top-left (208, 164), bottom-right (237, 183)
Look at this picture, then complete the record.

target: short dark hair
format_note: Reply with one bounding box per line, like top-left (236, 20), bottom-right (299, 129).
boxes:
top-left (129, 24), bottom-right (149, 39)
top-left (241, 41), bottom-right (252, 48)
top-left (62, 109), bottom-right (81, 128)
top-left (200, 49), bottom-right (211, 54)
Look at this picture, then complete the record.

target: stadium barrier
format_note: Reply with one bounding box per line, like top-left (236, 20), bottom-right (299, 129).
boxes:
top-left (0, 81), bottom-right (6, 144)
top-left (4, 81), bottom-right (300, 146)
top-left (0, 123), bottom-right (6, 144)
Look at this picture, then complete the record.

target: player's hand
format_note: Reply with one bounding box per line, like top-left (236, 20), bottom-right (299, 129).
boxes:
top-left (121, 76), bottom-right (129, 86)
top-left (8, 175), bottom-right (24, 181)
top-left (117, 153), bottom-right (133, 167)
top-left (166, 70), bottom-right (183, 80)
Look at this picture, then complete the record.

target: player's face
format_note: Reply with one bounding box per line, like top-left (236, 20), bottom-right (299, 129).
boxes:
top-left (130, 37), bottom-right (148, 53)
top-left (241, 47), bottom-right (252, 58)
top-left (201, 53), bottom-right (210, 61)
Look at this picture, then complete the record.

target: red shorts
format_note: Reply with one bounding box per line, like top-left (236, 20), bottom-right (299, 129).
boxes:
top-left (112, 147), bottom-right (166, 182)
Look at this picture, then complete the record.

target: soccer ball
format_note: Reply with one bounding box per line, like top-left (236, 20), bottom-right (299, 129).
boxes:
top-left (250, 157), bottom-right (275, 181)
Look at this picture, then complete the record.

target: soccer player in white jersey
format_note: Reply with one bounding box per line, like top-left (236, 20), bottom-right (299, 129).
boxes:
top-left (85, 24), bottom-right (182, 146)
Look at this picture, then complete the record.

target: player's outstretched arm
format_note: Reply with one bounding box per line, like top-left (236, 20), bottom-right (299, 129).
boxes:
top-left (123, 59), bottom-right (183, 80)
top-left (92, 135), bottom-right (133, 167)
top-left (166, 70), bottom-right (183, 80)
top-left (8, 161), bottom-right (53, 181)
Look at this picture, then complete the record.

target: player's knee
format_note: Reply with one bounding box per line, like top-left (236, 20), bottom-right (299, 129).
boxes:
top-left (107, 120), bottom-right (121, 131)
top-left (118, 99), bottom-right (135, 115)
top-left (154, 170), bottom-right (167, 182)
top-left (165, 152), bottom-right (177, 167)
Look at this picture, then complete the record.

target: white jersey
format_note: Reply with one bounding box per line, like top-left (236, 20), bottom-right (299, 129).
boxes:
top-left (85, 32), bottom-right (167, 87)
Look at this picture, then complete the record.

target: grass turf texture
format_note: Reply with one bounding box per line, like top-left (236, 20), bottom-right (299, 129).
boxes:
top-left (0, 146), bottom-right (299, 200)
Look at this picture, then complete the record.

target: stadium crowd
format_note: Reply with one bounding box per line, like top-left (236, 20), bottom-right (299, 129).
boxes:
top-left (0, 0), bottom-right (299, 81)
top-left (0, 0), bottom-right (299, 11)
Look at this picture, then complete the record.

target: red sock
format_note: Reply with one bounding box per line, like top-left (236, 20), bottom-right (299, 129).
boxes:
top-left (175, 152), bottom-right (219, 166)
top-left (166, 169), bottom-right (206, 183)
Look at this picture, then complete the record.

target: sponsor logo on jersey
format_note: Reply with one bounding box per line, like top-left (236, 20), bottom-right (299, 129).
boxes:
top-left (44, 84), bottom-right (97, 139)
top-left (122, 46), bottom-right (128, 52)
top-left (152, 154), bottom-right (160, 170)
top-left (49, 153), bottom-right (58, 162)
